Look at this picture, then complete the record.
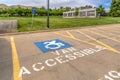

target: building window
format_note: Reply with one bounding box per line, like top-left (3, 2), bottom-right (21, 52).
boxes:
top-left (63, 13), bottom-right (67, 17)
top-left (79, 11), bottom-right (86, 16)
top-left (87, 11), bottom-right (95, 16)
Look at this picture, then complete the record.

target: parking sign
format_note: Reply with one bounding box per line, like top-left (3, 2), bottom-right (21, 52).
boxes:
top-left (32, 8), bottom-right (36, 15)
top-left (35, 39), bottom-right (72, 53)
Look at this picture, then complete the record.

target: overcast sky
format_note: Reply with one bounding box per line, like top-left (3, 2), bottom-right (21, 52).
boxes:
top-left (0, 0), bottom-right (112, 10)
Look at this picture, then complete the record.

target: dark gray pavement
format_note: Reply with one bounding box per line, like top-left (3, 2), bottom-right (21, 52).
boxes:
top-left (0, 38), bottom-right (13, 80)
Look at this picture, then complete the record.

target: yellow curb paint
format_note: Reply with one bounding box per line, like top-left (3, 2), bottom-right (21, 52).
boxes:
top-left (88, 30), bottom-right (120, 43)
top-left (10, 37), bottom-right (22, 80)
top-left (77, 31), bottom-right (120, 54)
top-left (55, 32), bottom-right (101, 47)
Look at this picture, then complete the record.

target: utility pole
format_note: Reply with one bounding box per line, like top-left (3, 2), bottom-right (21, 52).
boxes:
top-left (46, 0), bottom-right (50, 28)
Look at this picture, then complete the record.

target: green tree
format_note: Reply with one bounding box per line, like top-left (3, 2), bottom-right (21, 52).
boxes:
top-left (7, 8), bottom-right (16, 16)
top-left (75, 7), bottom-right (79, 16)
top-left (109, 0), bottom-right (120, 17)
top-left (0, 6), bottom-right (75, 17)
top-left (80, 5), bottom-right (93, 10)
top-left (65, 7), bottom-right (71, 11)
top-left (25, 8), bottom-right (31, 16)
top-left (2, 9), bottom-right (7, 14)
top-left (96, 5), bottom-right (105, 17)
top-left (36, 8), bottom-right (47, 16)
top-left (16, 6), bottom-right (23, 16)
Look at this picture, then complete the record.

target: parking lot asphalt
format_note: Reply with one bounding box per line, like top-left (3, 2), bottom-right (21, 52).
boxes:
top-left (0, 37), bottom-right (13, 80)
top-left (0, 24), bottom-right (120, 80)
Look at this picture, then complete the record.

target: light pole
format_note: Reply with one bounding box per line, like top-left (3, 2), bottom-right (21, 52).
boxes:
top-left (47, 0), bottom-right (50, 28)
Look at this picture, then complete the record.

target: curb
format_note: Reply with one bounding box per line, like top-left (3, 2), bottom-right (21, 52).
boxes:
top-left (0, 24), bottom-right (120, 36)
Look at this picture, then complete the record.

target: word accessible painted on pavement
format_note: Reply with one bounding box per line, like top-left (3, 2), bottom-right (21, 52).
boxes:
top-left (19, 45), bottom-right (106, 77)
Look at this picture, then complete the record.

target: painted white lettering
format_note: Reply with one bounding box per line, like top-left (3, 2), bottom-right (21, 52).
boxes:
top-left (51, 51), bottom-right (60, 56)
top-left (102, 70), bottom-right (120, 80)
top-left (89, 48), bottom-right (98, 52)
top-left (83, 49), bottom-right (94, 54)
top-left (109, 71), bottom-right (120, 78)
top-left (19, 67), bottom-right (31, 77)
top-left (55, 56), bottom-right (63, 64)
top-left (45, 59), bottom-right (57, 67)
top-left (65, 54), bottom-right (76, 60)
top-left (81, 50), bottom-right (89, 55)
top-left (67, 47), bottom-right (77, 52)
top-left (95, 46), bottom-right (106, 52)
top-left (73, 52), bottom-right (84, 57)
top-left (19, 46), bottom-right (107, 77)
top-left (105, 75), bottom-right (114, 80)
top-left (62, 49), bottom-right (70, 54)
top-left (32, 63), bottom-right (45, 71)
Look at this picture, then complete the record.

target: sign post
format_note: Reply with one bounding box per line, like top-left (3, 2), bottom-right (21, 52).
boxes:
top-left (46, 0), bottom-right (50, 28)
top-left (31, 8), bottom-right (36, 27)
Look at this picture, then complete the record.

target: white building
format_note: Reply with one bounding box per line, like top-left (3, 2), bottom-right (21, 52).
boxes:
top-left (63, 8), bottom-right (96, 18)
top-left (78, 8), bottom-right (96, 18)
top-left (63, 10), bottom-right (75, 18)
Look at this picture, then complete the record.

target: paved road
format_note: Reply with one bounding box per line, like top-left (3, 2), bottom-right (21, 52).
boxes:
top-left (0, 37), bottom-right (13, 80)
top-left (0, 24), bottom-right (120, 80)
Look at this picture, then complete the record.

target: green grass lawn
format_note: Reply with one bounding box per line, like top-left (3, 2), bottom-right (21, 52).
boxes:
top-left (0, 16), bottom-right (120, 32)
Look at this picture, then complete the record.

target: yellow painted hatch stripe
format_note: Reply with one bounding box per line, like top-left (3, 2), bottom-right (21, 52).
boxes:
top-left (77, 31), bottom-right (120, 54)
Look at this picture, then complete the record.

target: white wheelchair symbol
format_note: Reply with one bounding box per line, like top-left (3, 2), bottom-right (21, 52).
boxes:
top-left (44, 40), bottom-right (65, 50)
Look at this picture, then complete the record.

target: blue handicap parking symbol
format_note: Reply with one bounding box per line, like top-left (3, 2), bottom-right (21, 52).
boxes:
top-left (35, 39), bottom-right (72, 53)
top-left (32, 8), bottom-right (36, 14)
